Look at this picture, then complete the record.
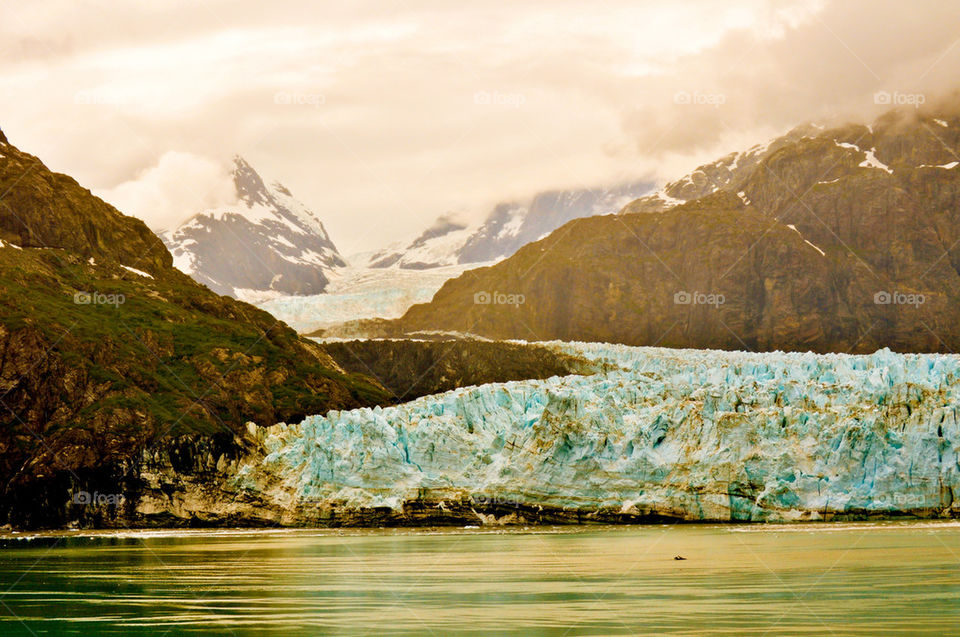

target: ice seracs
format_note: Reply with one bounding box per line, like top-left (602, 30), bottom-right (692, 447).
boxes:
top-left (232, 342), bottom-right (960, 522)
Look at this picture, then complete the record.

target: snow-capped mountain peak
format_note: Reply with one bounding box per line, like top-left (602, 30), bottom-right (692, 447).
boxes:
top-left (366, 179), bottom-right (654, 270)
top-left (162, 156), bottom-right (345, 299)
top-left (366, 213), bottom-right (477, 269)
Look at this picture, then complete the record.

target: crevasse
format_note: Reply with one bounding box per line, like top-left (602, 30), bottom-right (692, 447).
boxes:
top-left (234, 343), bottom-right (960, 522)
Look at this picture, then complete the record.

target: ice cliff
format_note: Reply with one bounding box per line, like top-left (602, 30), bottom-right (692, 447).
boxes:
top-left (233, 343), bottom-right (960, 523)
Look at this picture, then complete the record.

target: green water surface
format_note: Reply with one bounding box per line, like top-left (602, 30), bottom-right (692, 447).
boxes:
top-left (0, 521), bottom-right (958, 635)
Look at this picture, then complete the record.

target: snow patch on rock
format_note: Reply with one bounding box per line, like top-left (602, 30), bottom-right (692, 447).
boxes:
top-left (121, 264), bottom-right (154, 279)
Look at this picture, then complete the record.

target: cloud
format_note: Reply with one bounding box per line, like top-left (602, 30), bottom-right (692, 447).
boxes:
top-left (2, 1), bottom-right (960, 252)
top-left (620, 0), bottom-right (960, 158)
top-left (97, 152), bottom-right (236, 231)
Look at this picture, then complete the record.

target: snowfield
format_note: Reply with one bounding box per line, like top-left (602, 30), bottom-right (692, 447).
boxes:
top-left (256, 262), bottom-right (489, 332)
top-left (233, 342), bottom-right (960, 522)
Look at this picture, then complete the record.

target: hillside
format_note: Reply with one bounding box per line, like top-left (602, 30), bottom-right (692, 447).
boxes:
top-left (0, 129), bottom-right (388, 528)
top-left (394, 102), bottom-right (960, 353)
top-left (322, 338), bottom-right (599, 401)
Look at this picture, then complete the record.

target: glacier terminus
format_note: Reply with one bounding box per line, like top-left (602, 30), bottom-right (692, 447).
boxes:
top-left (194, 342), bottom-right (960, 526)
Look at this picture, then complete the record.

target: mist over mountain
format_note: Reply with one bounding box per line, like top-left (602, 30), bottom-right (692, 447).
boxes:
top-left (367, 180), bottom-right (654, 270)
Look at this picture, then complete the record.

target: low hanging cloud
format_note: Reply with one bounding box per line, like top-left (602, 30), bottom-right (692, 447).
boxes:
top-left (2, 1), bottom-right (960, 252)
top-left (620, 0), bottom-right (960, 159)
top-left (97, 152), bottom-right (237, 232)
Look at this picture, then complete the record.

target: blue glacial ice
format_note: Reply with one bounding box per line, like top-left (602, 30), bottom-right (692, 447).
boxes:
top-left (235, 343), bottom-right (960, 522)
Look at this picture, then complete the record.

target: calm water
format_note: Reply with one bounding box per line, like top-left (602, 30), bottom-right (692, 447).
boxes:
top-left (0, 522), bottom-right (958, 635)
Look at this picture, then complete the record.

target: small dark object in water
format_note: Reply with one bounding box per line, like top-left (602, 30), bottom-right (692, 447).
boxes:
top-left (673, 556), bottom-right (687, 561)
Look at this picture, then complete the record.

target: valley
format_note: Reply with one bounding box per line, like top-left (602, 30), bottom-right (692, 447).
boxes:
top-left (3, 99), bottom-right (960, 531)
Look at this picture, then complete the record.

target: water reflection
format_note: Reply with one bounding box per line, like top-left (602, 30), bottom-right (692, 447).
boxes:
top-left (0, 522), bottom-right (957, 635)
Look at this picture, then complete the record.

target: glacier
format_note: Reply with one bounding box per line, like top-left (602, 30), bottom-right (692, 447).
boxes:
top-left (256, 262), bottom-right (487, 332)
top-left (232, 343), bottom-right (960, 523)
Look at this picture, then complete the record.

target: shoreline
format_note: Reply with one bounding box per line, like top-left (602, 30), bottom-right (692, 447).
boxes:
top-left (3, 512), bottom-right (959, 540)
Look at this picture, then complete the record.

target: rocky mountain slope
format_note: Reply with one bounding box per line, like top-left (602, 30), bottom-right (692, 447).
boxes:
top-left (393, 100), bottom-right (960, 353)
top-left (367, 180), bottom-right (653, 269)
top-left (161, 156), bottom-right (345, 299)
top-left (0, 129), bottom-right (389, 529)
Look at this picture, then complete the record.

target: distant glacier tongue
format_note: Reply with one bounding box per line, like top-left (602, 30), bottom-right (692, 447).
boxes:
top-left (235, 343), bottom-right (959, 523)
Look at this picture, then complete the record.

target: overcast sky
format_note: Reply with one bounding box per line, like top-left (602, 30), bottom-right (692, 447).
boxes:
top-left (2, 0), bottom-right (959, 254)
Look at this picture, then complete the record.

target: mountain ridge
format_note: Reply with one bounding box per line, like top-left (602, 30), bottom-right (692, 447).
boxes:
top-left (390, 101), bottom-right (960, 353)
